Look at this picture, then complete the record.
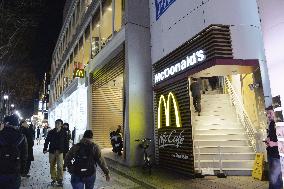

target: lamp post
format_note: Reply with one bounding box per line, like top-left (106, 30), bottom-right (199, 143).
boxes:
top-left (3, 95), bottom-right (9, 115)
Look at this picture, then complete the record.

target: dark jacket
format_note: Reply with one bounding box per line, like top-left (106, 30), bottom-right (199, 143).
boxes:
top-left (63, 128), bottom-right (71, 153)
top-left (20, 126), bottom-right (34, 161)
top-left (0, 125), bottom-right (28, 175)
top-left (190, 81), bottom-right (201, 97)
top-left (64, 138), bottom-right (109, 176)
top-left (43, 128), bottom-right (67, 154)
top-left (267, 121), bottom-right (280, 159)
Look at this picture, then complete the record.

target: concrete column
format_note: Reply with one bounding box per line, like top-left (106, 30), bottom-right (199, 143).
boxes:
top-left (124, 0), bottom-right (153, 166)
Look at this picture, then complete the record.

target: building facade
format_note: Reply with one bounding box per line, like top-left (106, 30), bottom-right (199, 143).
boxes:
top-left (49, 0), bottom-right (281, 177)
top-left (49, 0), bottom-right (153, 166)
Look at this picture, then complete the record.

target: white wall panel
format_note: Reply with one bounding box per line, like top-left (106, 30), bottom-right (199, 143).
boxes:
top-left (150, 0), bottom-right (262, 63)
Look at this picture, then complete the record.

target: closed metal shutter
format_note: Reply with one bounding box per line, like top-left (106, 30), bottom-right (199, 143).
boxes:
top-left (91, 51), bottom-right (125, 148)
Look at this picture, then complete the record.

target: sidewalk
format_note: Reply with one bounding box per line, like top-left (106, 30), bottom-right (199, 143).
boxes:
top-left (20, 141), bottom-right (142, 189)
top-left (105, 157), bottom-right (269, 189)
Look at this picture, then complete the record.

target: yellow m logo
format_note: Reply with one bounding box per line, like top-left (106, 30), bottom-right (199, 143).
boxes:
top-left (158, 92), bottom-right (182, 129)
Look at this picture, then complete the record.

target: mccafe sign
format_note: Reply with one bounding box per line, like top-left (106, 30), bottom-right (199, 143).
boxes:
top-left (154, 50), bottom-right (206, 84)
top-left (159, 129), bottom-right (185, 149)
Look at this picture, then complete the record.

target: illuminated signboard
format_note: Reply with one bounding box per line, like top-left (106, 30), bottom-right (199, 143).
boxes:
top-left (154, 50), bottom-right (206, 84)
top-left (158, 92), bottom-right (181, 129)
top-left (155, 0), bottom-right (176, 21)
top-left (73, 68), bottom-right (85, 78)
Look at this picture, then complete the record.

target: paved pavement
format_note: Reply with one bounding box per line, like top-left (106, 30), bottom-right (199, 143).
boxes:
top-left (20, 141), bottom-right (141, 189)
top-left (20, 140), bottom-right (269, 189)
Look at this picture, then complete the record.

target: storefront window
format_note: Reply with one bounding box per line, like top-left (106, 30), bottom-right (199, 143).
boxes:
top-left (91, 12), bottom-right (100, 58)
top-left (101, 0), bottom-right (113, 48)
top-left (114, 0), bottom-right (124, 33)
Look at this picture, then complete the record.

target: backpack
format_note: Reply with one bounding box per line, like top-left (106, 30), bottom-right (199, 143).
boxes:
top-left (73, 143), bottom-right (95, 177)
top-left (0, 135), bottom-right (24, 174)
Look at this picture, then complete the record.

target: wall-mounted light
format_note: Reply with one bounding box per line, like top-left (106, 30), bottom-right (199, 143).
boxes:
top-left (248, 83), bottom-right (260, 91)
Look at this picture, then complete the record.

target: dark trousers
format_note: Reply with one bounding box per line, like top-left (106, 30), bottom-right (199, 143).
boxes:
top-left (24, 161), bottom-right (31, 174)
top-left (268, 156), bottom-right (283, 189)
top-left (0, 175), bottom-right (21, 189)
top-left (193, 95), bottom-right (201, 113)
top-left (71, 174), bottom-right (96, 189)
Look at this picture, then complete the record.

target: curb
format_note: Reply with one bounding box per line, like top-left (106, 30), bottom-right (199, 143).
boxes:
top-left (105, 158), bottom-right (156, 189)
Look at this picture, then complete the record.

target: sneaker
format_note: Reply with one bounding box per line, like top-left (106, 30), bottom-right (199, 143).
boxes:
top-left (57, 181), bottom-right (63, 187)
top-left (21, 174), bottom-right (31, 178)
top-left (51, 180), bottom-right (56, 186)
top-left (198, 112), bottom-right (201, 116)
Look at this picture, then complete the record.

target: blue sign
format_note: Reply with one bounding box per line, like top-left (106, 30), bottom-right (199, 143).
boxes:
top-left (155, 0), bottom-right (176, 21)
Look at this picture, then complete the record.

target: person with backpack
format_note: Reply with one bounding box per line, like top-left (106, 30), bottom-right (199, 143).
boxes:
top-left (64, 130), bottom-right (110, 189)
top-left (0, 115), bottom-right (28, 189)
top-left (63, 122), bottom-right (71, 171)
top-left (19, 120), bottom-right (34, 178)
top-left (43, 119), bottom-right (67, 187)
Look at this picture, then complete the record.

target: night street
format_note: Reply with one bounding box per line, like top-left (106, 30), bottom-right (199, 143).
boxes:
top-left (20, 142), bottom-right (142, 189)
top-left (1, 0), bottom-right (284, 189)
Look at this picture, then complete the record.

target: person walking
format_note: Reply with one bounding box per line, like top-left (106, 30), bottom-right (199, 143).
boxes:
top-left (36, 126), bottom-right (41, 145)
top-left (43, 119), bottom-right (67, 187)
top-left (190, 78), bottom-right (201, 116)
top-left (72, 127), bottom-right (76, 145)
top-left (264, 106), bottom-right (283, 189)
top-left (0, 115), bottom-right (28, 189)
top-left (63, 123), bottom-right (71, 171)
top-left (19, 120), bottom-right (34, 178)
top-left (65, 130), bottom-right (110, 189)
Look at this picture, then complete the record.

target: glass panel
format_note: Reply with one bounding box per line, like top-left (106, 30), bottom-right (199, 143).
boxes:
top-left (114, 0), bottom-right (123, 32)
top-left (83, 25), bottom-right (91, 65)
top-left (91, 12), bottom-right (100, 58)
top-left (101, 0), bottom-right (113, 48)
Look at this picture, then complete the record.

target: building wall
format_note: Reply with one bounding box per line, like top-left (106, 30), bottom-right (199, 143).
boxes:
top-left (258, 0), bottom-right (284, 107)
top-left (149, 0), bottom-right (272, 106)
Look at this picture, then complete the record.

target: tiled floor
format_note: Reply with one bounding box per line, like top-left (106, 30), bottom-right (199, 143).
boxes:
top-left (20, 141), bottom-right (141, 189)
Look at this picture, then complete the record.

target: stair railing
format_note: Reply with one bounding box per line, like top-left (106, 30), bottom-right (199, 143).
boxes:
top-left (224, 77), bottom-right (257, 152)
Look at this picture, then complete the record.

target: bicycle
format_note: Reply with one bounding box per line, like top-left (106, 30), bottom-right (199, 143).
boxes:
top-left (135, 138), bottom-right (152, 175)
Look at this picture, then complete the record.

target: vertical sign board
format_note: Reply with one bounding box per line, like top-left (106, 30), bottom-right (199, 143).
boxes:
top-left (158, 127), bottom-right (192, 174)
top-left (156, 91), bottom-right (194, 176)
top-left (155, 0), bottom-right (176, 21)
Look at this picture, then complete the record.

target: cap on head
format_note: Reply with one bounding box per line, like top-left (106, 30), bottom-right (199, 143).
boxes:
top-left (83, 130), bottom-right (93, 139)
top-left (265, 105), bottom-right (274, 111)
top-left (3, 115), bottom-right (19, 126)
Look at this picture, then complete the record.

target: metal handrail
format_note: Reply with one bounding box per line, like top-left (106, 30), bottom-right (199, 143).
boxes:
top-left (224, 77), bottom-right (257, 152)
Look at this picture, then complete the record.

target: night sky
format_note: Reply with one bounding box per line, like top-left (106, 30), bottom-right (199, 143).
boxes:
top-left (0, 0), bottom-right (66, 117)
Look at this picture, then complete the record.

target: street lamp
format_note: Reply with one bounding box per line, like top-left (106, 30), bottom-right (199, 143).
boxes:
top-left (3, 95), bottom-right (8, 100)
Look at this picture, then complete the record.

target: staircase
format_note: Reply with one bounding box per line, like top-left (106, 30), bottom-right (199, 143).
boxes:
top-left (193, 92), bottom-right (255, 176)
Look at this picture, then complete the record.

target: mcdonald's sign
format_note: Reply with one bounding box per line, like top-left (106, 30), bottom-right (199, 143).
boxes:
top-left (73, 68), bottom-right (85, 78)
top-left (158, 92), bottom-right (182, 129)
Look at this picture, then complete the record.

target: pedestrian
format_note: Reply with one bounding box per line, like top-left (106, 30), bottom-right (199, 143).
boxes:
top-left (0, 115), bottom-right (28, 189)
top-left (190, 78), bottom-right (201, 116)
top-left (208, 76), bottom-right (218, 91)
top-left (63, 122), bottom-right (71, 171)
top-left (36, 126), bottom-right (41, 145)
top-left (65, 130), bottom-right (110, 189)
top-left (43, 126), bottom-right (47, 139)
top-left (72, 127), bottom-right (76, 145)
top-left (43, 119), bottom-right (67, 187)
top-left (19, 120), bottom-right (34, 178)
top-left (264, 106), bottom-right (283, 189)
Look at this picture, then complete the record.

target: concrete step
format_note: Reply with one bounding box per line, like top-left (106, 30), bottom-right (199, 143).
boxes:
top-left (193, 123), bottom-right (243, 130)
top-left (200, 106), bottom-right (235, 113)
top-left (194, 134), bottom-right (247, 140)
top-left (194, 153), bottom-right (255, 160)
top-left (194, 140), bottom-right (250, 146)
top-left (193, 114), bottom-right (238, 121)
top-left (194, 160), bottom-right (254, 169)
top-left (194, 128), bottom-right (244, 135)
top-left (194, 168), bottom-right (252, 176)
top-left (198, 146), bottom-right (253, 153)
top-left (194, 117), bottom-right (241, 126)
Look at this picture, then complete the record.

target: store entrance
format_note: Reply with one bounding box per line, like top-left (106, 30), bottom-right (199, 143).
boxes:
top-left (189, 69), bottom-right (266, 175)
top-left (91, 74), bottom-right (124, 156)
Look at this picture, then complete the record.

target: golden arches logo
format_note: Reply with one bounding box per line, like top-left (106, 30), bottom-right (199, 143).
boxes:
top-left (158, 92), bottom-right (181, 129)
